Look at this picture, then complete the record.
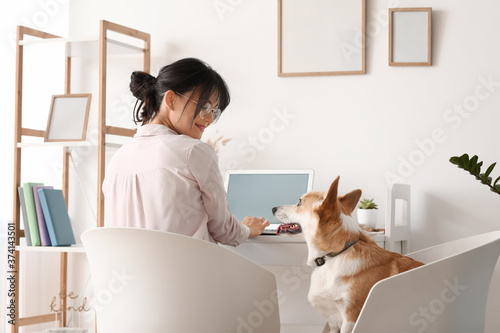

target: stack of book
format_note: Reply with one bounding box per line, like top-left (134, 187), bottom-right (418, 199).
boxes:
top-left (18, 182), bottom-right (76, 246)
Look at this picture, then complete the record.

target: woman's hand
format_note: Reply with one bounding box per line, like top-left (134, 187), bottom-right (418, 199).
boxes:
top-left (242, 216), bottom-right (270, 238)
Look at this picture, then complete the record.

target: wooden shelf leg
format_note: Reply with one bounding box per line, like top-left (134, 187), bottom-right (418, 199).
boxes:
top-left (60, 252), bottom-right (68, 327)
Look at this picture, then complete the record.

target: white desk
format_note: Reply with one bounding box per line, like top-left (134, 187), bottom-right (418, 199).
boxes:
top-left (228, 232), bottom-right (385, 266)
top-left (224, 232), bottom-right (387, 332)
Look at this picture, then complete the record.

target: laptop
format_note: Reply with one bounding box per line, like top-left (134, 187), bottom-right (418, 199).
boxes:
top-left (224, 169), bottom-right (314, 235)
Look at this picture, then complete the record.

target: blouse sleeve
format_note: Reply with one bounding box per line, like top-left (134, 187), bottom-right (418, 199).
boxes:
top-left (188, 142), bottom-right (250, 246)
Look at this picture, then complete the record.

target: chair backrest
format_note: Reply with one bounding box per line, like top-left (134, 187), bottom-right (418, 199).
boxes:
top-left (407, 230), bottom-right (500, 264)
top-left (350, 230), bottom-right (500, 333)
top-left (81, 227), bottom-right (280, 333)
top-left (385, 183), bottom-right (411, 254)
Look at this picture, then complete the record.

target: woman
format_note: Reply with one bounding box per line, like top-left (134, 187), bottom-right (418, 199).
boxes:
top-left (103, 58), bottom-right (269, 246)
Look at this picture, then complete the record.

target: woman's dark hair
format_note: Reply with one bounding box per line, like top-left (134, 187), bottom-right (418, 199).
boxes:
top-left (129, 58), bottom-right (230, 125)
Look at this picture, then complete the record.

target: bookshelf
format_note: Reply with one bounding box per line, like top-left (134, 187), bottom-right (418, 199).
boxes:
top-left (17, 142), bottom-right (95, 148)
top-left (15, 245), bottom-right (86, 254)
top-left (11, 21), bottom-right (150, 333)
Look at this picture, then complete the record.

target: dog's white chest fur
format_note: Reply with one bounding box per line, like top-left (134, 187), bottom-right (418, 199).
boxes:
top-left (308, 258), bottom-right (360, 332)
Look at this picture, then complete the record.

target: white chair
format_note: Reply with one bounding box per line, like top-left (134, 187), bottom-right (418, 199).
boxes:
top-left (81, 227), bottom-right (280, 333)
top-left (332, 230), bottom-right (500, 333)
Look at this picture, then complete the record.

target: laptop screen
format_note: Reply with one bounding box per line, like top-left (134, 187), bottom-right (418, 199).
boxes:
top-left (225, 170), bottom-right (314, 224)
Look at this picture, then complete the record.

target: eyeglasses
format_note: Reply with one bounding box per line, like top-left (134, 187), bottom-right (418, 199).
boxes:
top-left (175, 92), bottom-right (222, 124)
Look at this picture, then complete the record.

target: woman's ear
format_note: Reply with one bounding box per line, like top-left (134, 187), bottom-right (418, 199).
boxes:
top-left (164, 90), bottom-right (176, 110)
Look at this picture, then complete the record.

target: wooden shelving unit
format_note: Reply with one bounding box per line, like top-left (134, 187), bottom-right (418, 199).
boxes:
top-left (11, 21), bottom-right (150, 333)
top-left (15, 245), bottom-right (86, 254)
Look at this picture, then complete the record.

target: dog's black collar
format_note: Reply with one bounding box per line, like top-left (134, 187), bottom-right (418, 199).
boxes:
top-left (314, 239), bottom-right (360, 267)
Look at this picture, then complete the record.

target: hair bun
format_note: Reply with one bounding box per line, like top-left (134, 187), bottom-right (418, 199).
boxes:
top-left (130, 71), bottom-right (156, 100)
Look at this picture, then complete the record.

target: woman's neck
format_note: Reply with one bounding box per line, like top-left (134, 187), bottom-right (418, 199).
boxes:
top-left (150, 111), bottom-right (179, 134)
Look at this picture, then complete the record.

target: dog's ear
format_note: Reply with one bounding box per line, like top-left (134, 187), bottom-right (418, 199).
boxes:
top-left (339, 189), bottom-right (362, 215)
top-left (321, 176), bottom-right (340, 210)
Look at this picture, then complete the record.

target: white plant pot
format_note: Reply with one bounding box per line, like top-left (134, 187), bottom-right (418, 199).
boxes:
top-left (357, 209), bottom-right (378, 229)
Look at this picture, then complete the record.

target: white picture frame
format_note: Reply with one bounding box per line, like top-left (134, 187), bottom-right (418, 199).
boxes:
top-left (44, 94), bottom-right (92, 142)
top-left (389, 8), bottom-right (432, 66)
top-left (278, 0), bottom-right (366, 76)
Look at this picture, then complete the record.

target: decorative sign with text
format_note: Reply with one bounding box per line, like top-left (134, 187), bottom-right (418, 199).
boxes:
top-left (50, 291), bottom-right (91, 314)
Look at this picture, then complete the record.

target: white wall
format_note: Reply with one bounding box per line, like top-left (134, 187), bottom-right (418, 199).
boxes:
top-left (68, 0), bottom-right (500, 249)
top-left (2, 0), bottom-right (500, 332)
top-left (68, 0), bottom-right (500, 331)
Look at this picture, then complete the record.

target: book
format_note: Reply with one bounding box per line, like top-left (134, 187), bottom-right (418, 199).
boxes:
top-left (22, 182), bottom-right (43, 246)
top-left (17, 187), bottom-right (32, 246)
top-left (38, 189), bottom-right (76, 246)
top-left (33, 185), bottom-right (54, 246)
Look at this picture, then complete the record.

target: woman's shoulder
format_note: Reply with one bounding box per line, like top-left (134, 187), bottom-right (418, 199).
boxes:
top-left (186, 140), bottom-right (221, 181)
top-left (189, 139), bottom-right (217, 161)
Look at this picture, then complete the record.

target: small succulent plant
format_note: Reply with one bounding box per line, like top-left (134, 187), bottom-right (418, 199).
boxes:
top-left (449, 153), bottom-right (500, 196)
top-left (358, 198), bottom-right (378, 210)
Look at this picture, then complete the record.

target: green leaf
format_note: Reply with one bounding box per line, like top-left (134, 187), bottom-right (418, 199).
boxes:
top-left (474, 162), bottom-right (483, 175)
top-left (358, 198), bottom-right (378, 209)
top-left (495, 176), bottom-right (500, 187)
top-left (485, 163), bottom-right (496, 178)
top-left (449, 156), bottom-right (460, 165)
top-left (469, 163), bottom-right (480, 177)
top-left (492, 184), bottom-right (500, 194)
top-left (468, 155), bottom-right (479, 169)
top-left (479, 175), bottom-right (493, 185)
top-left (458, 154), bottom-right (469, 168)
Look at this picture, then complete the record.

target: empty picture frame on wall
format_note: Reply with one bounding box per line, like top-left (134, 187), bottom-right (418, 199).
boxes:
top-left (389, 8), bottom-right (432, 66)
top-left (278, 0), bottom-right (366, 76)
top-left (44, 94), bottom-right (92, 142)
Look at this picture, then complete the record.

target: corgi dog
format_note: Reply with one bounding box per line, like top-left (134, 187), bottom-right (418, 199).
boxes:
top-left (272, 176), bottom-right (424, 333)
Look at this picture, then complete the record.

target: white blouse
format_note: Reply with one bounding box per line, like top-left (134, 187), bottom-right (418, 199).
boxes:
top-left (102, 124), bottom-right (250, 246)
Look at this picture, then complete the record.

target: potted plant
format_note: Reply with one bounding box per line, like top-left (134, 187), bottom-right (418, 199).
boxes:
top-left (449, 153), bottom-right (500, 196)
top-left (357, 198), bottom-right (379, 229)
